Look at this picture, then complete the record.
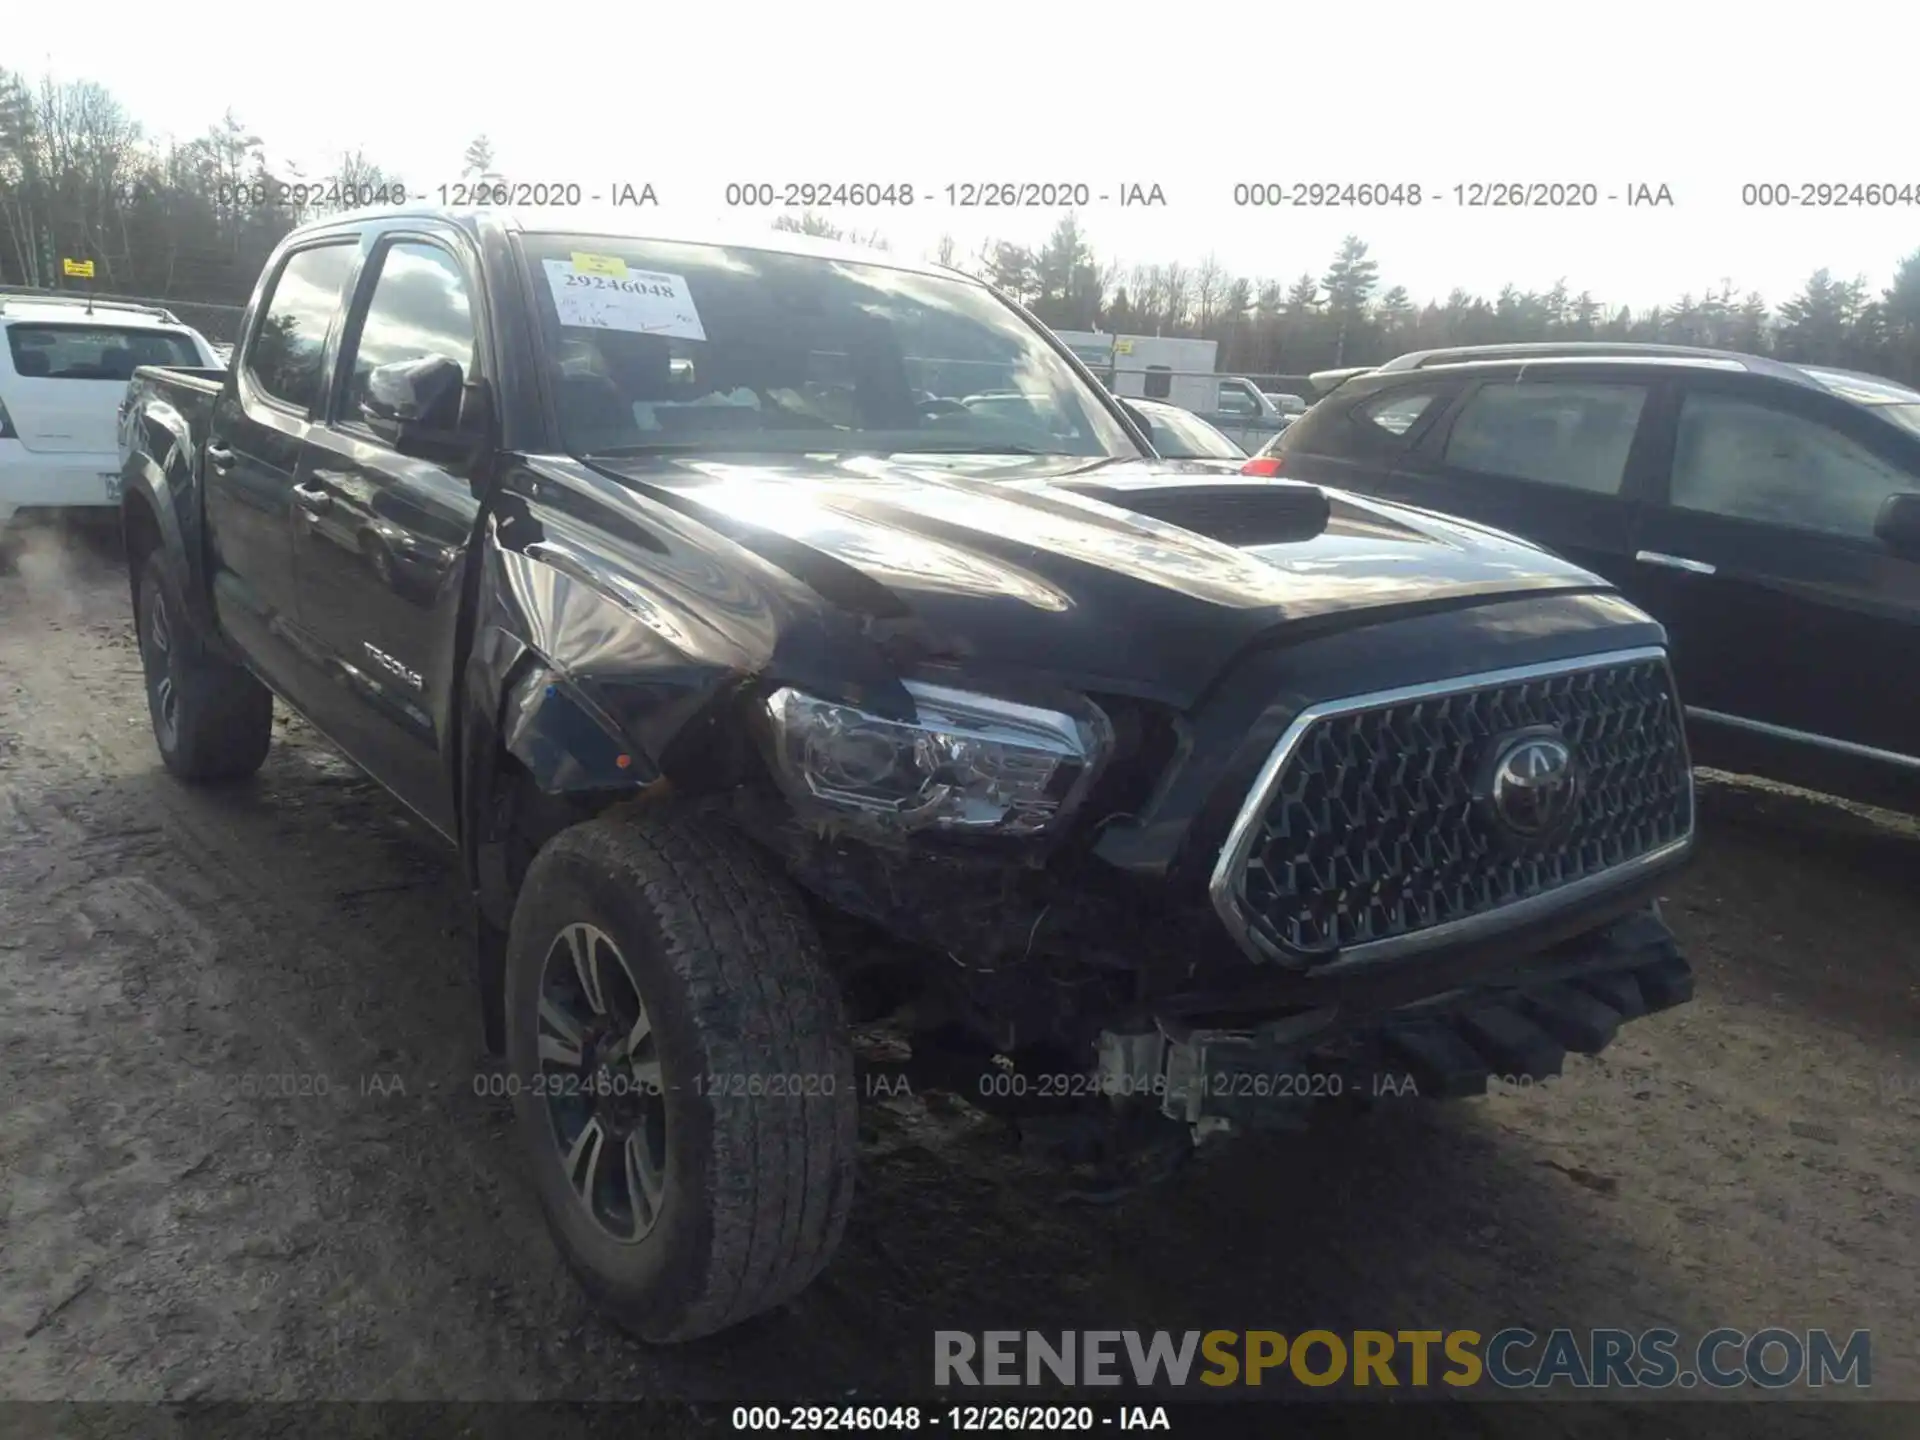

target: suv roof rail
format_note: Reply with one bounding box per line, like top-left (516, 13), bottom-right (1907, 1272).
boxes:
top-left (1377, 341), bottom-right (1824, 378)
top-left (1381, 342), bottom-right (1746, 369)
top-left (0, 292), bottom-right (182, 324)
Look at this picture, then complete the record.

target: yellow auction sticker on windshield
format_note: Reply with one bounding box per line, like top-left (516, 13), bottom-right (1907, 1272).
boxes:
top-left (544, 260), bottom-right (707, 340)
top-left (570, 252), bottom-right (629, 278)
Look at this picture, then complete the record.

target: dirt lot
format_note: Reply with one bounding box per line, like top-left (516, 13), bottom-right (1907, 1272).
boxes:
top-left (0, 529), bottom-right (1914, 1433)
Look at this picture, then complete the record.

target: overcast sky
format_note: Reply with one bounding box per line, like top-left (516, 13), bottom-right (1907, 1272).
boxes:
top-left (19, 0), bottom-right (1920, 310)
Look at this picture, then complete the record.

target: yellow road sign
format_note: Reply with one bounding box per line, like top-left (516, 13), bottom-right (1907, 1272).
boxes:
top-left (62, 258), bottom-right (95, 278)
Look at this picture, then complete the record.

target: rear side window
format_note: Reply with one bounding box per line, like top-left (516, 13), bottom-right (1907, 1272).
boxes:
top-left (7, 324), bottom-right (199, 380)
top-left (246, 242), bottom-right (358, 413)
top-left (1442, 381), bottom-right (1647, 494)
top-left (1355, 388), bottom-right (1440, 438)
top-left (1671, 393), bottom-right (1916, 539)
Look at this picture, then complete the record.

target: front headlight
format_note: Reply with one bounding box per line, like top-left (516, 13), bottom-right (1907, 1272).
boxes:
top-left (763, 681), bottom-right (1112, 837)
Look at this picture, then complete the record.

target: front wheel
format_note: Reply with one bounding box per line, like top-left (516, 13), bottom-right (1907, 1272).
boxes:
top-left (504, 808), bottom-right (857, 1342)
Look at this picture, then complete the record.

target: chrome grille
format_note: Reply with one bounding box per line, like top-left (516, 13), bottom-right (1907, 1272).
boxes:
top-left (1211, 650), bottom-right (1693, 964)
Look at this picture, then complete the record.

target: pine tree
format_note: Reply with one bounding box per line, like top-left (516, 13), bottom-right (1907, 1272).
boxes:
top-left (461, 135), bottom-right (494, 179)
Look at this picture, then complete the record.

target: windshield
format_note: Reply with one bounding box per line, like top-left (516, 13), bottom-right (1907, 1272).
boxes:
top-left (7, 322), bottom-right (201, 379)
top-left (520, 235), bottom-right (1140, 461)
top-left (1140, 403), bottom-right (1245, 458)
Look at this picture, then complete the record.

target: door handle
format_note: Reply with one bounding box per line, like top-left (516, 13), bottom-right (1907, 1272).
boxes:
top-left (205, 444), bottom-right (235, 472)
top-left (1635, 550), bottom-right (1716, 576)
top-left (292, 483), bottom-right (334, 516)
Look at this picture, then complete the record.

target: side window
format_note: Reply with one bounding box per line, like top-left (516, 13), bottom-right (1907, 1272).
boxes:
top-left (246, 243), bottom-right (357, 413)
top-left (1442, 381), bottom-right (1647, 493)
top-left (1216, 383), bottom-right (1258, 417)
top-left (1354, 388), bottom-right (1441, 439)
top-left (1670, 393), bottom-right (1915, 540)
top-left (338, 241), bottom-right (476, 428)
top-left (1143, 364), bottom-right (1172, 400)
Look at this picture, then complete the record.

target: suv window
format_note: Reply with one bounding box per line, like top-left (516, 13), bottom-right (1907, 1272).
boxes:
top-left (339, 241), bottom-right (476, 427)
top-left (1443, 381), bottom-right (1647, 493)
top-left (7, 323), bottom-right (199, 379)
top-left (246, 242), bottom-right (357, 412)
top-left (1672, 392), bottom-right (1916, 540)
top-left (1355, 388), bottom-right (1441, 438)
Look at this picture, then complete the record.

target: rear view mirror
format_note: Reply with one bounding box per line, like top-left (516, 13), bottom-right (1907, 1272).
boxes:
top-left (1874, 492), bottom-right (1920, 556)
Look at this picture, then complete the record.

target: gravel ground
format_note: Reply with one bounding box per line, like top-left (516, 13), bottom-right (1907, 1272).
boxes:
top-left (0, 528), bottom-right (1913, 1436)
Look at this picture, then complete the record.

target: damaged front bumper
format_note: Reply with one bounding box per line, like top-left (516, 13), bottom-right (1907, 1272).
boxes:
top-left (1095, 906), bottom-right (1692, 1133)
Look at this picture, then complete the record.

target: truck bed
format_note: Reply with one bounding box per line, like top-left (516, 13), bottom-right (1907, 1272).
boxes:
top-left (131, 364), bottom-right (226, 393)
top-left (123, 365), bottom-right (226, 453)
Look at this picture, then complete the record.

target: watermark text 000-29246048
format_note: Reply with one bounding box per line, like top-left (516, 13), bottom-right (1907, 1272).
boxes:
top-left (1227, 179), bottom-right (1678, 209)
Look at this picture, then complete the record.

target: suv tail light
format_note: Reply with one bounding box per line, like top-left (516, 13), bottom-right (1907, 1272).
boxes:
top-left (1241, 455), bottom-right (1283, 476)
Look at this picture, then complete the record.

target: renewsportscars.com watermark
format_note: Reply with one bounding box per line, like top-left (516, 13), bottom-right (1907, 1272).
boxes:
top-left (934, 1328), bottom-right (1872, 1390)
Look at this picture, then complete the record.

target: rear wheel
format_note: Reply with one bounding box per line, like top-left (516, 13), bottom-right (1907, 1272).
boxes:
top-left (504, 808), bottom-right (857, 1342)
top-left (135, 549), bottom-right (274, 782)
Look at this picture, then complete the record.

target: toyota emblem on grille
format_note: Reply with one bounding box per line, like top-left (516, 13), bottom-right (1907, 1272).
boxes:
top-left (1487, 731), bottom-right (1581, 837)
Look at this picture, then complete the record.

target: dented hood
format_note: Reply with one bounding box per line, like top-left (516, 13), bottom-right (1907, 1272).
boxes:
top-left (569, 453), bottom-right (1610, 703)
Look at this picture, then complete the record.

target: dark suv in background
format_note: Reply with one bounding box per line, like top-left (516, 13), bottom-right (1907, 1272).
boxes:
top-left (1247, 343), bottom-right (1920, 813)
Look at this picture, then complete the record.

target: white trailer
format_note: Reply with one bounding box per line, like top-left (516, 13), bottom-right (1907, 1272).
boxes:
top-left (1051, 329), bottom-right (1291, 450)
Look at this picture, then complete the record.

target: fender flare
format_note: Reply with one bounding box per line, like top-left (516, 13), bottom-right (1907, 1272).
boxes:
top-left (119, 419), bottom-right (225, 655)
top-left (457, 624), bottom-right (659, 930)
top-left (456, 626), bottom-right (663, 1056)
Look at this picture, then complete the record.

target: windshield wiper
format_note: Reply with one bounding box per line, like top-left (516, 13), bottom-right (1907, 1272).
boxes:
top-left (585, 441), bottom-right (1103, 462)
top-left (583, 441), bottom-right (783, 458)
top-left (886, 443), bottom-right (1063, 457)
top-left (1059, 455), bottom-right (1138, 474)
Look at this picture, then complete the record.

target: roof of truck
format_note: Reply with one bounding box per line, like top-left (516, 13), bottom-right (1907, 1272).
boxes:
top-left (306, 205), bottom-right (971, 283)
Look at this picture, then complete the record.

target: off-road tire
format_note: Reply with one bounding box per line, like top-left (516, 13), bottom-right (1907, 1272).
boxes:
top-left (134, 547), bottom-right (274, 782)
top-left (504, 808), bottom-right (858, 1342)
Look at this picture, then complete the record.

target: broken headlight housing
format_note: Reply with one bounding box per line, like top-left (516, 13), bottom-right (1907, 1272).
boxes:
top-left (763, 681), bottom-right (1112, 837)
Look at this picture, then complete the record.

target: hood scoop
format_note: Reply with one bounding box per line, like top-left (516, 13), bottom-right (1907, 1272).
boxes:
top-left (1065, 480), bottom-right (1332, 547)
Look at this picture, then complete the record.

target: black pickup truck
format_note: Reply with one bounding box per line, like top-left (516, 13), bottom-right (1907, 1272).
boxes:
top-left (119, 208), bottom-right (1698, 1342)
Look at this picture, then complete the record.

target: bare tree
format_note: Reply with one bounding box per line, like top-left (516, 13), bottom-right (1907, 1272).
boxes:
top-left (1192, 254), bottom-right (1224, 332)
top-left (1162, 261), bottom-right (1191, 333)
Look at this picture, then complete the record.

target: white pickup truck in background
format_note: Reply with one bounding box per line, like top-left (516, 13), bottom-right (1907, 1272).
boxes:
top-left (1051, 330), bottom-right (1296, 451)
top-left (1202, 374), bottom-right (1297, 450)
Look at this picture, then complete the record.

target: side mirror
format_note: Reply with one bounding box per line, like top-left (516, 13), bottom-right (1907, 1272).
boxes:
top-left (360, 355), bottom-right (474, 460)
top-left (1874, 492), bottom-right (1920, 556)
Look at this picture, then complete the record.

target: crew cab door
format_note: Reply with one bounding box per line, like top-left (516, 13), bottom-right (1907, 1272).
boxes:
top-left (288, 229), bottom-right (487, 838)
top-left (1625, 377), bottom-right (1920, 807)
top-left (205, 239), bottom-right (359, 695)
top-left (1390, 369), bottom-right (1659, 589)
